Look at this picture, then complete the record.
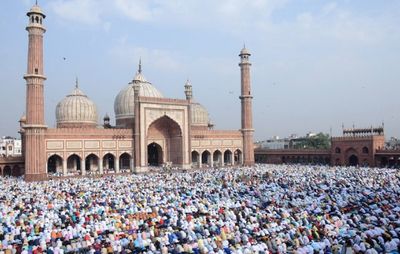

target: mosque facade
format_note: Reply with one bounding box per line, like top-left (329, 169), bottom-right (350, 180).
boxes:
top-left (14, 3), bottom-right (255, 181)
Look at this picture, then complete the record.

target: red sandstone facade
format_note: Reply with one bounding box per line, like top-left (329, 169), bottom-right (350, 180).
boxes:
top-left (12, 4), bottom-right (254, 181)
top-left (255, 127), bottom-right (400, 167)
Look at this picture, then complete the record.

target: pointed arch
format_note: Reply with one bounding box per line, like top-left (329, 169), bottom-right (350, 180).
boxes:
top-left (201, 150), bottom-right (211, 167)
top-left (224, 150), bottom-right (233, 166)
top-left (234, 149), bottom-right (242, 165)
top-left (191, 150), bottom-right (200, 167)
top-left (103, 153), bottom-right (115, 173)
top-left (67, 154), bottom-right (81, 173)
top-left (85, 153), bottom-right (99, 172)
top-left (147, 115), bottom-right (183, 166)
top-left (119, 152), bottom-right (132, 171)
top-left (3, 166), bottom-right (11, 177)
top-left (12, 165), bottom-right (22, 177)
top-left (213, 150), bottom-right (222, 167)
top-left (345, 148), bottom-right (359, 166)
top-left (147, 142), bottom-right (163, 166)
top-left (48, 154), bottom-right (63, 174)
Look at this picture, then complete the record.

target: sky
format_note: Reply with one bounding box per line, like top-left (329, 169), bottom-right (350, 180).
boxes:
top-left (0, 0), bottom-right (399, 141)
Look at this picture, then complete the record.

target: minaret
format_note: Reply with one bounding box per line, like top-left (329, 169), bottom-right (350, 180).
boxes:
top-left (184, 79), bottom-right (193, 101)
top-left (184, 80), bottom-right (193, 166)
top-left (239, 46), bottom-right (255, 166)
top-left (133, 61), bottom-right (142, 172)
top-left (24, 3), bottom-right (47, 181)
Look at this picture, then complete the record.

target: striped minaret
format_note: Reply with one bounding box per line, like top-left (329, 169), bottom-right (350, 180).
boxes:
top-left (24, 3), bottom-right (47, 181)
top-left (239, 46), bottom-right (255, 166)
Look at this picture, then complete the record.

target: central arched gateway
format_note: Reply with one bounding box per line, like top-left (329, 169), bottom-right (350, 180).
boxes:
top-left (148, 142), bottom-right (163, 166)
top-left (147, 116), bottom-right (183, 166)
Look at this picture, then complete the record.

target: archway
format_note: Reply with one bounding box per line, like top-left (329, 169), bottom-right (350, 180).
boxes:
top-left (325, 157), bottom-right (330, 165)
top-left (191, 151), bottom-right (200, 167)
top-left (388, 157), bottom-right (396, 168)
top-left (201, 150), bottom-right (211, 167)
top-left (48, 154), bottom-right (63, 174)
top-left (380, 157), bottom-right (388, 167)
top-left (147, 116), bottom-right (182, 166)
top-left (119, 153), bottom-right (132, 171)
top-left (148, 142), bottom-right (163, 166)
top-left (85, 154), bottom-right (99, 172)
top-left (349, 155), bottom-right (359, 166)
top-left (213, 150), bottom-right (222, 167)
top-left (12, 165), bottom-right (22, 177)
top-left (67, 154), bottom-right (81, 174)
top-left (224, 150), bottom-right (232, 166)
top-left (234, 149), bottom-right (242, 165)
top-left (3, 166), bottom-right (11, 176)
top-left (103, 153), bottom-right (115, 172)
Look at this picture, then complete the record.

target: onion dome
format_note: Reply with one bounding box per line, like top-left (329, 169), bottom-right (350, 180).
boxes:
top-left (19, 115), bottom-right (26, 124)
top-left (114, 61), bottom-right (163, 126)
top-left (56, 80), bottom-right (98, 128)
top-left (191, 102), bottom-right (210, 127)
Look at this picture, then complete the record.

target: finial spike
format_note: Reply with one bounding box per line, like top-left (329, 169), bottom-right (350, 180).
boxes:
top-left (75, 77), bottom-right (79, 88)
top-left (36, 0), bottom-right (38, 5)
top-left (138, 58), bottom-right (142, 74)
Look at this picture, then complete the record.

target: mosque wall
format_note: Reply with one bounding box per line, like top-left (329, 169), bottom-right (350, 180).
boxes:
top-left (190, 130), bottom-right (243, 167)
top-left (191, 130), bottom-right (242, 151)
top-left (44, 128), bottom-right (134, 161)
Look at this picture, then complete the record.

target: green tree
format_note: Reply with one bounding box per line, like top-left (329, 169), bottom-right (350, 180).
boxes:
top-left (293, 133), bottom-right (331, 149)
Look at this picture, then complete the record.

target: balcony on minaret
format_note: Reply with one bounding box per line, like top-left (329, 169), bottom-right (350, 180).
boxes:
top-left (27, 4), bottom-right (46, 26)
top-left (239, 47), bottom-right (251, 64)
top-left (25, 3), bottom-right (46, 78)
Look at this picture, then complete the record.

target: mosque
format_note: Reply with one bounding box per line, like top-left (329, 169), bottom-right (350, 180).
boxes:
top-left (14, 3), bottom-right (254, 181)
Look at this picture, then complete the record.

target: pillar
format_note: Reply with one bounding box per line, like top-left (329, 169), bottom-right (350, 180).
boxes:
top-left (81, 159), bottom-right (86, 175)
top-left (115, 157), bottom-right (120, 173)
top-left (99, 157), bottom-right (103, 174)
top-left (199, 153), bottom-right (202, 168)
top-left (63, 158), bottom-right (67, 176)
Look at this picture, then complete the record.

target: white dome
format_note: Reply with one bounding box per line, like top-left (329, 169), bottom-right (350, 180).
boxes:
top-left (114, 72), bottom-right (163, 121)
top-left (56, 86), bottom-right (98, 128)
top-left (191, 102), bottom-right (209, 126)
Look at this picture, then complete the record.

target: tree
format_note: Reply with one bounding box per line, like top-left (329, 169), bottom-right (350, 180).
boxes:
top-left (292, 133), bottom-right (331, 149)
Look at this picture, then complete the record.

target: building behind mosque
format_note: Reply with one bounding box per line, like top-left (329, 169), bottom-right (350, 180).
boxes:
top-left (0, 3), bottom-right (255, 181)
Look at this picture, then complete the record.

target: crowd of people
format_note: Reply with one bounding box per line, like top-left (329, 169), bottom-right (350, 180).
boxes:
top-left (0, 165), bottom-right (399, 253)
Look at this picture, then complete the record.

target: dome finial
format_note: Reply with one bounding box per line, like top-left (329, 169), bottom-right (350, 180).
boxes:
top-left (75, 77), bottom-right (79, 88)
top-left (138, 58), bottom-right (142, 74)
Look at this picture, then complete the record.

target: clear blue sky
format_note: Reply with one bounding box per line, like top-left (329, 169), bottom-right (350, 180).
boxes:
top-left (1, 0), bottom-right (399, 140)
